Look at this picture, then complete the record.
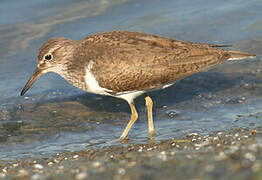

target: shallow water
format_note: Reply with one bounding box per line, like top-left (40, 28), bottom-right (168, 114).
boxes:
top-left (0, 0), bottom-right (262, 160)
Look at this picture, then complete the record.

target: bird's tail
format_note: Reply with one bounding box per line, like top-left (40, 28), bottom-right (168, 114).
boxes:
top-left (227, 50), bottom-right (256, 61)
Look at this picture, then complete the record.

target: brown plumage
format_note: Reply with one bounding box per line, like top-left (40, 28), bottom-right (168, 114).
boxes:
top-left (21, 31), bottom-right (255, 140)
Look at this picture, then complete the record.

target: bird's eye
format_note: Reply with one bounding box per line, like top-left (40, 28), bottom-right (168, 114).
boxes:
top-left (44, 54), bottom-right (53, 61)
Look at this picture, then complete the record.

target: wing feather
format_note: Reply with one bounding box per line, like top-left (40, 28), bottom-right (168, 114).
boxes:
top-left (81, 31), bottom-right (229, 92)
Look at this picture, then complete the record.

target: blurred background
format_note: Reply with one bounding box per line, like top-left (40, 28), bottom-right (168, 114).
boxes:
top-left (0, 0), bottom-right (262, 160)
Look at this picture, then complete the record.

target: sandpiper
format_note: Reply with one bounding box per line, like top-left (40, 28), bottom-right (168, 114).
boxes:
top-left (21, 31), bottom-right (255, 140)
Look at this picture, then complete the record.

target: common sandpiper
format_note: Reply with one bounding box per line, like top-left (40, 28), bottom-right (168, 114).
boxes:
top-left (20, 31), bottom-right (255, 140)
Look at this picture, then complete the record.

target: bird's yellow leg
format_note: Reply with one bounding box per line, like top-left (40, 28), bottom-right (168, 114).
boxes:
top-left (119, 101), bottom-right (138, 141)
top-left (145, 96), bottom-right (154, 139)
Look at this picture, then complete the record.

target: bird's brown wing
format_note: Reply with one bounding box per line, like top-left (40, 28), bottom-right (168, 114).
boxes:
top-left (82, 31), bottom-right (230, 93)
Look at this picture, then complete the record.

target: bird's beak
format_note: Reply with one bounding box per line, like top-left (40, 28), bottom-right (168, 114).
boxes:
top-left (20, 67), bottom-right (43, 96)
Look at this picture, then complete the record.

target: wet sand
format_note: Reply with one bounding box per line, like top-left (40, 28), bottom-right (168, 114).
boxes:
top-left (0, 127), bottom-right (261, 179)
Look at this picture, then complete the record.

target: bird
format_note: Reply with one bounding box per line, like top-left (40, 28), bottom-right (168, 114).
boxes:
top-left (20, 31), bottom-right (255, 140)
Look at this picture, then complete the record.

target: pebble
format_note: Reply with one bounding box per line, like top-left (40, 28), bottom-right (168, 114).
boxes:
top-left (186, 155), bottom-right (193, 159)
top-left (213, 137), bottom-right (219, 141)
top-left (194, 141), bottom-right (210, 148)
top-left (18, 169), bottom-right (29, 177)
top-left (126, 161), bottom-right (136, 168)
top-left (2, 168), bottom-right (7, 173)
top-left (216, 152), bottom-right (226, 160)
top-left (252, 163), bottom-right (261, 172)
top-left (158, 151), bottom-right (167, 161)
top-left (117, 168), bottom-right (126, 175)
top-left (34, 164), bottom-right (44, 169)
top-left (73, 155), bottom-right (79, 159)
top-left (76, 171), bottom-right (88, 180)
top-left (31, 174), bottom-right (41, 180)
top-left (92, 161), bottom-right (102, 168)
top-left (187, 133), bottom-right (199, 137)
top-left (160, 151), bottom-right (166, 155)
top-left (13, 163), bottom-right (19, 167)
top-left (244, 153), bottom-right (256, 161)
top-left (217, 132), bottom-right (223, 136)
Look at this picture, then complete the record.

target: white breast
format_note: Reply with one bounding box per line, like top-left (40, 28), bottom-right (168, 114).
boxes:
top-left (84, 60), bottom-right (112, 96)
top-left (84, 61), bottom-right (144, 103)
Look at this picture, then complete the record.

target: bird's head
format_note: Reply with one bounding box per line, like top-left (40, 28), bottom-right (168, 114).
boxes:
top-left (21, 37), bottom-right (75, 96)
